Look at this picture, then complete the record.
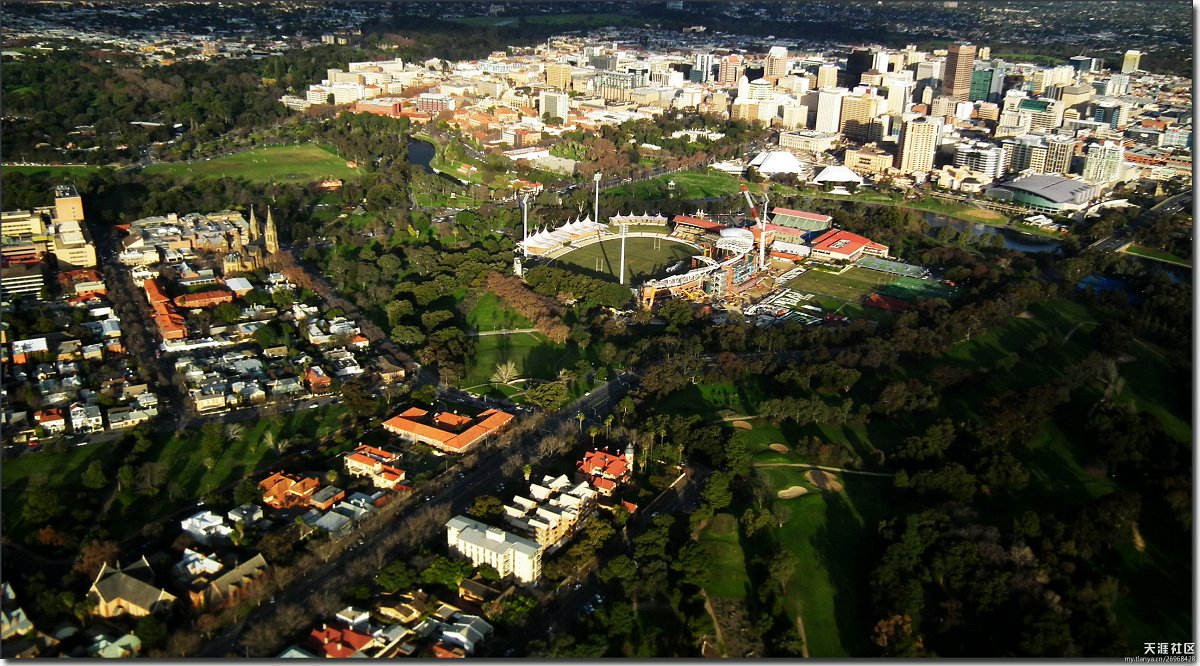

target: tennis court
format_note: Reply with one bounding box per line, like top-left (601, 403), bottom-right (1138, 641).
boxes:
top-left (878, 276), bottom-right (955, 301)
top-left (855, 256), bottom-right (927, 278)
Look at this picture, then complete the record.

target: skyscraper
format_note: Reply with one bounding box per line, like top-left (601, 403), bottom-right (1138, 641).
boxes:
top-left (539, 91), bottom-right (570, 122)
top-left (969, 68), bottom-right (995, 103)
top-left (718, 55), bottom-right (744, 86)
top-left (1121, 50), bottom-right (1142, 73)
top-left (692, 53), bottom-right (714, 83)
top-left (953, 141), bottom-right (1005, 179)
top-left (1045, 135), bottom-right (1076, 175)
top-left (845, 48), bottom-right (873, 87)
top-left (814, 88), bottom-right (848, 133)
top-left (817, 63), bottom-right (839, 89)
top-left (897, 116), bottom-right (939, 173)
top-left (1002, 134), bottom-right (1049, 174)
top-left (765, 46), bottom-right (789, 79)
top-left (545, 63), bottom-right (573, 91)
top-left (1082, 140), bottom-right (1124, 182)
top-left (942, 43), bottom-right (976, 102)
top-left (839, 90), bottom-right (886, 142)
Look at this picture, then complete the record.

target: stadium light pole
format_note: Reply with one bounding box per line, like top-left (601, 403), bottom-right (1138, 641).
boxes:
top-left (521, 194), bottom-right (529, 258)
top-left (593, 172), bottom-right (602, 223)
top-left (619, 222), bottom-right (627, 285)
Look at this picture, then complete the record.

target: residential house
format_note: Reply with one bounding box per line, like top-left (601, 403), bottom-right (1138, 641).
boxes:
top-left (344, 444), bottom-right (406, 489)
top-left (2, 582), bottom-right (34, 641)
top-left (259, 472), bottom-right (320, 509)
top-left (227, 503), bottom-right (264, 526)
top-left (309, 486), bottom-right (346, 511)
top-left (302, 623), bottom-right (378, 658)
top-left (69, 402), bottom-right (104, 434)
top-left (180, 510), bottom-right (233, 546)
top-left (306, 366), bottom-right (332, 394)
top-left (34, 409), bottom-right (67, 435)
top-left (577, 445), bottom-right (633, 495)
top-left (85, 632), bottom-right (142, 659)
top-left (440, 614), bottom-right (493, 654)
top-left (88, 557), bottom-right (176, 618)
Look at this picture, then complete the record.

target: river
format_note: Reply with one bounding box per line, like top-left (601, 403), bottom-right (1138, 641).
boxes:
top-left (922, 212), bottom-right (1061, 254)
top-left (407, 136), bottom-right (436, 173)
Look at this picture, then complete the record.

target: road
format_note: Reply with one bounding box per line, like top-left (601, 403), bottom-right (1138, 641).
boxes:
top-left (192, 372), bottom-right (639, 657)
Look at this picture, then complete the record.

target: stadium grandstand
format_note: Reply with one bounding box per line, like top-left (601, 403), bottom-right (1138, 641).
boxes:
top-left (520, 216), bottom-right (608, 255)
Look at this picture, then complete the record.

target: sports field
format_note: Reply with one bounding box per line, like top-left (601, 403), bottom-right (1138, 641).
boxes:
top-left (877, 276), bottom-right (955, 301)
top-left (2, 164), bottom-right (106, 177)
top-left (143, 144), bottom-right (360, 183)
top-left (786, 267), bottom-right (894, 301)
top-left (555, 237), bottom-right (697, 282)
top-left (607, 170), bottom-right (746, 200)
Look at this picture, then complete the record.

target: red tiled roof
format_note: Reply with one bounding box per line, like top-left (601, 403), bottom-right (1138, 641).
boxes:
top-left (810, 229), bottom-right (887, 256)
top-left (771, 207), bottom-right (832, 223)
top-left (304, 626), bottom-right (374, 658)
top-left (383, 407), bottom-right (514, 453)
top-left (673, 215), bottom-right (724, 231)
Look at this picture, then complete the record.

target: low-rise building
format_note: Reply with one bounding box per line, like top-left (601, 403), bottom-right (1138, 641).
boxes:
top-left (383, 406), bottom-right (514, 455)
top-left (808, 229), bottom-right (890, 263)
top-left (445, 515), bottom-right (542, 584)
top-left (88, 557), bottom-right (176, 619)
top-left (344, 444), bottom-right (406, 489)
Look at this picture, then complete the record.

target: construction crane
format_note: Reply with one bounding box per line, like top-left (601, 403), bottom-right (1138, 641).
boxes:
top-left (740, 183), bottom-right (769, 271)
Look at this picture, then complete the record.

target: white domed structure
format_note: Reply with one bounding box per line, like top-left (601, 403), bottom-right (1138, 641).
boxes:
top-left (812, 164), bottom-right (865, 185)
top-left (747, 150), bottom-right (806, 176)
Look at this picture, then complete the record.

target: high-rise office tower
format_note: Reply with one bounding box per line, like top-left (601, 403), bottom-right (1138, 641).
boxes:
top-left (1082, 140), bottom-right (1124, 182)
top-left (1045, 135), bottom-right (1076, 175)
top-left (692, 53), bottom-right (714, 83)
top-left (839, 90), bottom-right (886, 142)
top-left (538, 91), bottom-right (570, 122)
top-left (737, 75), bottom-right (751, 100)
top-left (814, 87), bottom-right (848, 133)
top-left (953, 141), bottom-right (1006, 179)
top-left (718, 55), bottom-right (744, 86)
top-left (765, 46), bottom-right (789, 79)
top-left (845, 48), bottom-right (873, 88)
top-left (1001, 134), bottom-right (1049, 174)
top-left (969, 68), bottom-right (995, 102)
top-left (942, 43), bottom-right (976, 101)
top-left (817, 63), bottom-right (839, 89)
top-left (881, 74), bottom-right (915, 115)
top-left (545, 63), bottom-right (573, 91)
top-left (1121, 50), bottom-right (1142, 73)
top-left (897, 116), bottom-right (940, 172)
top-left (872, 50), bottom-right (891, 74)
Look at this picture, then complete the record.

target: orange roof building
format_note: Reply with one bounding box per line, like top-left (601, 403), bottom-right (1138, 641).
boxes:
top-left (174, 289), bottom-right (234, 309)
top-left (808, 229), bottom-right (889, 263)
top-left (577, 447), bottom-right (633, 496)
top-left (344, 444), bottom-right (406, 489)
top-left (303, 625), bottom-right (376, 658)
top-left (383, 406), bottom-right (514, 454)
top-left (258, 472), bottom-right (321, 510)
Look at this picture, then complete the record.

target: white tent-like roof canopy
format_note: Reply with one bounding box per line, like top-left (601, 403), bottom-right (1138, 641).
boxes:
top-left (813, 164), bottom-right (864, 185)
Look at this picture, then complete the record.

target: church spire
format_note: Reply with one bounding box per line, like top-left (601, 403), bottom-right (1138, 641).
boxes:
top-left (248, 207), bottom-right (259, 242)
top-left (264, 206), bottom-right (279, 254)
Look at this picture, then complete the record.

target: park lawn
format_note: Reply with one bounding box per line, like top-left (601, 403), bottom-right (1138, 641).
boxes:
top-left (2, 164), bottom-right (108, 177)
top-left (1117, 339), bottom-right (1191, 443)
top-left (608, 169), bottom-right (744, 200)
top-left (758, 466), bottom-right (892, 657)
top-left (787, 267), bottom-right (895, 302)
top-left (467, 292), bottom-right (532, 331)
top-left (555, 237), bottom-right (697, 282)
top-left (653, 377), bottom-right (768, 421)
top-left (1122, 244), bottom-right (1191, 267)
top-left (461, 332), bottom-right (600, 396)
top-left (1112, 509), bottom-right (1193, 653)
top-left (698, 513), bottom-right (750, 599)
top-left (143, 144), bottom-right (359, 183)
top-left (1, 442), bottom-right (124, 539)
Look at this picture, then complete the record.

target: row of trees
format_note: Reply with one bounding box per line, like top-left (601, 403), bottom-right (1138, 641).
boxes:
top-left (486, 272), bottom-right (570, 343)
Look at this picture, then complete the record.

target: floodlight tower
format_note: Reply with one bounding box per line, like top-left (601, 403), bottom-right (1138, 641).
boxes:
top-left (521, 194), bottom-right (530, 258)
top-left (619, 222), bottom-right (627, 285)
top-left (593, 172), bottom-right (602, 223)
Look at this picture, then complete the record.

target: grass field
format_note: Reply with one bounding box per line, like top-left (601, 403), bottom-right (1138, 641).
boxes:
top-left (143, 144), bottom-right (360, 183)
top-left (460, 331), bottom-right (600, 397)
top-left (756, 464), bottom-right (893, 657)
top-left (555, 237), bottom-right (697, 282)
top-left (607, 170), bottom-right (745, 200)
top-left (2, 164), bottom-right (107, 177)
top-left (467, 292), bottom-right (532, 331)
top-left (698, 513), bottom-right (750, 599)
top-left (878, 276), bottom-right (955, 301)
top-left (1122, 244), bottom-right (1191, 267)
top-left (787, 267), bottom-right (895, 302)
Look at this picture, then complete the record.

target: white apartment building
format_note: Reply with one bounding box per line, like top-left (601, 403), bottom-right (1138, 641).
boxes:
top-left (446, 516), bottom-right (542, 584)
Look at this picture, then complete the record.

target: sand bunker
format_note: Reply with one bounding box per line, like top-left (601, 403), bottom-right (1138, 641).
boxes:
top-left (769, 443), bottom-right (790, 453)
top-left (805, 470), bottom-right (844, 493)
top-left (732, 420), bottom-right (753, 430)
top-left (777, 485), bottom-right (809, 499)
